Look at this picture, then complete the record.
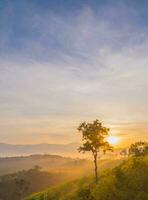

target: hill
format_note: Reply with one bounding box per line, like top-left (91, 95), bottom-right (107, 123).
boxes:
top-left (0, 156), bottom-right (123, 200)
top-left (0, 167), bottom-right (64, 200)
top-left (24, 155), bottom-right (148, 200)
top-left (0, 154), bottom-right (91, 175)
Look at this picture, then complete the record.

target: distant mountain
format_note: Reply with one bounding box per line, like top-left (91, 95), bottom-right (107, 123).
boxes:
top-left (0, 142), bottom-right (80, 157)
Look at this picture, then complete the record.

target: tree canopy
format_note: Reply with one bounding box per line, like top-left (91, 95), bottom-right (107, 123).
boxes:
top-left (129, 141), bottom-right (148, 156)
top-left (78, 119), bottom-right (113, 183)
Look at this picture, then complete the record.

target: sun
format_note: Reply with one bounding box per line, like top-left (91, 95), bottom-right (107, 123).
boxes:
top-left (107, 136), bottom-right (120, 146)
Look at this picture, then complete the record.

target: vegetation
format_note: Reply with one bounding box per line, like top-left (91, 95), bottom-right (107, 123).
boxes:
top-left (78, 119), bottom-right (113, 183)
top-left (0, 166), bottom-right (69, 200)
top-left (129, 141), bottom-right (148, 157)
top-left (0, 156), bottom-right (122, 200)
top-left (1, 119), bottom-right (148, 200)
top-left (24, 155), bottom-right (148, 200)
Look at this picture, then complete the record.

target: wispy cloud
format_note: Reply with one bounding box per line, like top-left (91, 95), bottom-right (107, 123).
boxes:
top-left (0, 1), bottom-right (148, 144)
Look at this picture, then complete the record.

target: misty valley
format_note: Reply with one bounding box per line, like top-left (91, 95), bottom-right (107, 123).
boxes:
top-left (0, 151), bottom-right (125, 200)
top-left (1, 0), bottom-right (148, 199)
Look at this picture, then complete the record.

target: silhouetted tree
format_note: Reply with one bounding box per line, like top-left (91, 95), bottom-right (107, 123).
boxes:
top-left (78, 119), bottom-right (113, 183)
top-left (129, 141), bottom-right (148, 157)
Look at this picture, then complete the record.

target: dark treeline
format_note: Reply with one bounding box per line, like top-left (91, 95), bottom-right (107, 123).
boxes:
top-left (0, 167), bottom-right (68, 200)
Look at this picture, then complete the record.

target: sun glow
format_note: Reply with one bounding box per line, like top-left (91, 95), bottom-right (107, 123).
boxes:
top-left (107, 136), bottom-right (120, 146)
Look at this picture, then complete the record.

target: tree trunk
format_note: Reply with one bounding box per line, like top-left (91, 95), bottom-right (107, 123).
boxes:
top-left (93, 152), bottom-right (98, 183)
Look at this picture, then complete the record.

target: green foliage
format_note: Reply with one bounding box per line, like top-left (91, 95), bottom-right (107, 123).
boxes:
top-left (129, 141), bottom-right (148, 156)
top-left (24, 155), bottom-right (148, 200)
top-left (0, 155), bottom-right (122, 200)
top-left (78, 120), bottom-right (112, 153)
top-left (92, 155), bottom-right (148, 200)
top-left (78, 119), bottom-right (113, 183)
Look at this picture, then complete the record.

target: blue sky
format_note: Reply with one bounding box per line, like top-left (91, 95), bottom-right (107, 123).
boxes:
top-left (0, 0), bottom-right (148, 145)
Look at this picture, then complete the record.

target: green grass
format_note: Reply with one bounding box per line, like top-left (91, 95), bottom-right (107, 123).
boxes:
top-left (24, 155), bottom-right (148, 200)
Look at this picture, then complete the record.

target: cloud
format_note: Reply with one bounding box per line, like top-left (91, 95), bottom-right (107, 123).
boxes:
top-left (0, 1), bottom-right (148, 144)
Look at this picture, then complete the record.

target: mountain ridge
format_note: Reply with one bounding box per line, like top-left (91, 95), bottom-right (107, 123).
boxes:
top-left (0, 142), bottom-right (80, 157)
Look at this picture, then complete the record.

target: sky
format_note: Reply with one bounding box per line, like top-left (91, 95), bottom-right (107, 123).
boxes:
top-left (0, 0), bottom-right (148, 146)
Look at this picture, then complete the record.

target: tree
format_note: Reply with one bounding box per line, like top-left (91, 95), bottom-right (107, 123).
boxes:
top-left (129, 141), bottom-right (148, 157)
top-left (78, 119), bottom-right (113, 183)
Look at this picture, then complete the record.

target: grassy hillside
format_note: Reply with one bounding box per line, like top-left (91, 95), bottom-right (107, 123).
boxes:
top-left (0, 156), bottom-right (123, 200)
top-left (24, 155), bottom-right (148, 200)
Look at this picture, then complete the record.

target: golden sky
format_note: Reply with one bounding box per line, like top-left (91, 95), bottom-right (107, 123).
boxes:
top-left (0, 1), bottom-right (148, 146)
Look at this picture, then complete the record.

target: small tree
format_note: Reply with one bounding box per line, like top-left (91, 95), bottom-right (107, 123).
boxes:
top-left (129, 141), bottom-right (148, 157)
top-left (78, 119), bottom-right (113, 183)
